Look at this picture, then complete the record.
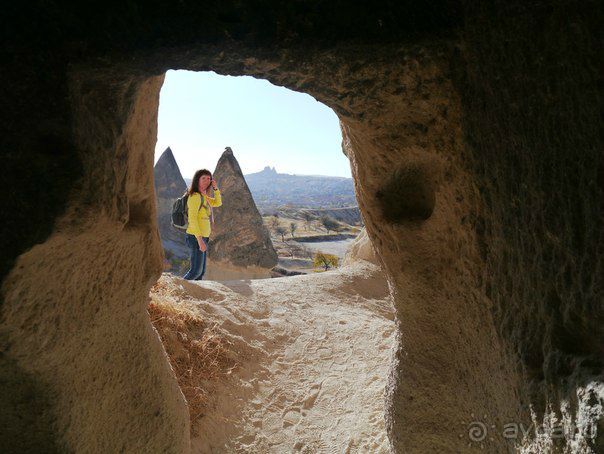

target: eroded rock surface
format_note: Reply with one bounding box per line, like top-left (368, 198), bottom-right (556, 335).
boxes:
top-left (1, 75), bottom-right (190, 453)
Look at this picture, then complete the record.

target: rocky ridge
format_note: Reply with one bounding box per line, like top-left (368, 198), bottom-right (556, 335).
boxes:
top-left (244, 166), bottom-right (356, 209)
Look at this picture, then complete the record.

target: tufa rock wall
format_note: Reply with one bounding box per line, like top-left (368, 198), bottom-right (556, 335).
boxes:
top-left (1, 72), bottom-right (191, 452)
top-left (1, 2), bottom-right (601, 452)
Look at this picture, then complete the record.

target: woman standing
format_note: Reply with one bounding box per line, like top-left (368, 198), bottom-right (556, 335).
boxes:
top-left (183, 169), bottom-right (222, 280)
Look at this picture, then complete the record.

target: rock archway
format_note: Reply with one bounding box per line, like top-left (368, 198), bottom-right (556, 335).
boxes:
top-left (1, 2), bottom-right (601, 453)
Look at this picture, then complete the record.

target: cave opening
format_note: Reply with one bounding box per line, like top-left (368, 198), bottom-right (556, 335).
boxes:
top-left (149, 69), bottom-right (396, 450)
top-left (153, 69), bottom-right (358, 280)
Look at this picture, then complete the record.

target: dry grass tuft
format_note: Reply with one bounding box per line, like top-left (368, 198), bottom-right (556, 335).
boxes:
top-left (148, 280), bottom-right (236, 432)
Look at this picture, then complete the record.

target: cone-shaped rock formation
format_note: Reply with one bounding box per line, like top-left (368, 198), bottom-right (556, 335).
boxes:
top-left (153, 147), bottom-right (188, 261)
top-left (210, 147), bottom-right (278, 268)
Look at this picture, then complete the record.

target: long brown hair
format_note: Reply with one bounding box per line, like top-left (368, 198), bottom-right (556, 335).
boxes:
top-left (187, 169), bottom-right (212, 196)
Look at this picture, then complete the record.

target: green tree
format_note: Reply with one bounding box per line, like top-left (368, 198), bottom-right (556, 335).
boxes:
top-left (290, 222), bottom-right (297, 238)
top-left (313, 252), bottom-right (339, 271)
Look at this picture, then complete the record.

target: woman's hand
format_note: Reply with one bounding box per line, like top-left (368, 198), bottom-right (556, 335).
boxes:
top-left (197, 238), bottom-right (207, 252)
top-left (211, 179), bottom-right (218, 190)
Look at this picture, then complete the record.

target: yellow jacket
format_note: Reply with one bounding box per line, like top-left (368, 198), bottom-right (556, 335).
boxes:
top-left (186, 190), bottom-right (222, 237)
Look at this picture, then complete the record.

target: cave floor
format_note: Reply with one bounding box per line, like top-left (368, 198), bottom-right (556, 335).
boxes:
top-left (155, 261), bottom-right (395, 453)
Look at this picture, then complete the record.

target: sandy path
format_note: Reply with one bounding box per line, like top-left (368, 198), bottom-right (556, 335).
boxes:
top-left (166, 261), bottom-right (395, 453)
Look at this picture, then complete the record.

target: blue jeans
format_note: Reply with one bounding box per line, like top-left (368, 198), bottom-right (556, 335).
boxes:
top-left (183, 234), bottom-right (209, 280)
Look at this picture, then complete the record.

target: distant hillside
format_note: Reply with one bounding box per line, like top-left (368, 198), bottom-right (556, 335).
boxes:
top-left (242, 166), bottom-right (356, 210)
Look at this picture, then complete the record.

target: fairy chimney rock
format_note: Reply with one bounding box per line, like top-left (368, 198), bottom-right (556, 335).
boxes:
top-left (210, 147), bottom-right (278, 268)
top-left (153, 147), bottom-right (188, 261)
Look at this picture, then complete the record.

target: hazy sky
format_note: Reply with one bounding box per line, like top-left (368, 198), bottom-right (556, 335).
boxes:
top-left (154, 70), bottom-right (350, 179)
